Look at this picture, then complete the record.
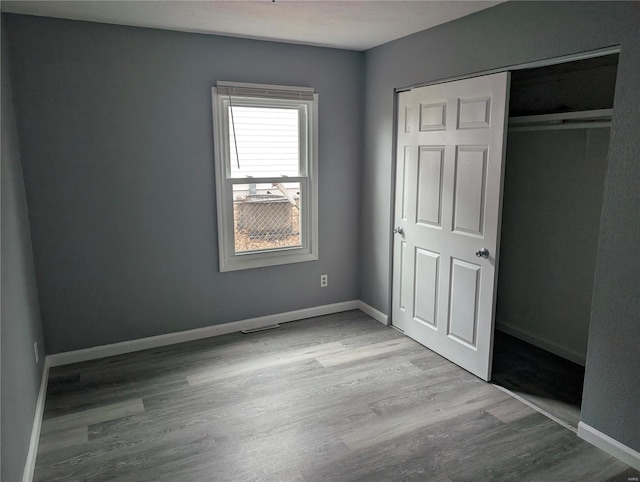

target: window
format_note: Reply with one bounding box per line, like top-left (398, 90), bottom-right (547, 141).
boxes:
top-left (212, 82), bottom-right (318, 271)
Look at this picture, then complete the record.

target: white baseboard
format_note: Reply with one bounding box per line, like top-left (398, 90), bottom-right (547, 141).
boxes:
top-left (23, 359), bottom-right (49, 482)
top-left (495, 320), bottom-right (586, 366)
top-left (358, 301), bottom-right (389, 326)
top-left (47, 300), bottom-right (361, 367)
top-left (578, 422), bottom-right (640, 471)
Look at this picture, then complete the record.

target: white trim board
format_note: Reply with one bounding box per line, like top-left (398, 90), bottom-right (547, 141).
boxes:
top-left (47, 300), bottom-right (361, 367)
top-left (22, 359), bottom-right (49, 482)
top-left (358, 301), bottom-right (389, 326)
top-left (495, 320), bottom-right (586, 366)
top-left (578, 422), bottom-right (640, 471)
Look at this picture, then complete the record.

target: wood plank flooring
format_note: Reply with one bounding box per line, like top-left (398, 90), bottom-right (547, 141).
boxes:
top-left (34, 310), bottom-right (636, 481)
top-left (492, 331), bottom-right (584, 429)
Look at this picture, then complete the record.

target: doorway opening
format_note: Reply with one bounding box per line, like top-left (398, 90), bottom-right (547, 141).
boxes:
top-left (491, 54), bottom-right (619, 429)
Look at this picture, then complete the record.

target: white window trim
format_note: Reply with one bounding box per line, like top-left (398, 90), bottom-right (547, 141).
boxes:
top-left (211, 82), bottom-right (319, 272)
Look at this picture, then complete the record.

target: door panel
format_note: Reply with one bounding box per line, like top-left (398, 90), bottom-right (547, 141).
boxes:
top-left (392, 72), bottom-right (510, 381)
top-left (413, 248), bottom-right (440, 327)
top-left (400, 146), bottom-right (410, 221)
top-left (453, 146), bottom-right (487, 236)
top-left (448, 258), bottom-right (481, 347)
top-left (458, 97), bottom-right (491, 129)
top-left (420, 102), bottom-right (447, 131)
top-left (399, 241), bottom-right (408, 311)
top-left (417, 147), bottom-right (445, 228)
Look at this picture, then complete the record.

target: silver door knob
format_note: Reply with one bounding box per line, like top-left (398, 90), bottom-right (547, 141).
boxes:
top-left (393, 227), bottom-right (404, 235)
top-left (475, 248), bottom-right (489, 259)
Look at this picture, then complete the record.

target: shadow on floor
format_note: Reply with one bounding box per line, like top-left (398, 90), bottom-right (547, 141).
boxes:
top-left (491, 330), bottom-right (585, 428)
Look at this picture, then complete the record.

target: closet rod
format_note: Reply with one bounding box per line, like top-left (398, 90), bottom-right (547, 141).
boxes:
top-left (508, 108), bottom-right (612, 132)
top-left (509, 108), bottom-right (612, 125)
top-left (509, 121), bottom-right (611, 132)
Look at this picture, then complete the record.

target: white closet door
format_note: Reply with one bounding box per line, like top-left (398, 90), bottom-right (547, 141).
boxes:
top-left (392, 72), bottom-right (510, 381)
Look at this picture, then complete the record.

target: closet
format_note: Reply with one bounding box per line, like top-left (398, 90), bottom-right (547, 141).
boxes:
top-left (491, 54), bottom-right (619, 428)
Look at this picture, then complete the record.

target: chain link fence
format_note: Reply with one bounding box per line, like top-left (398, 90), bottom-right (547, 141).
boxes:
top-left (234, 194), bottom-right (301, 252)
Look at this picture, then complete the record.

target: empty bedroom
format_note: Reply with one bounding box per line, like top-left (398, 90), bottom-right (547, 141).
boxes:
top-left (2, 1), bottom-right (639, 481)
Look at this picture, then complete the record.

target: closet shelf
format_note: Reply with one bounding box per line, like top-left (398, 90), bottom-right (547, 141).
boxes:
top-left (509, 108), bottom-right (612, 131)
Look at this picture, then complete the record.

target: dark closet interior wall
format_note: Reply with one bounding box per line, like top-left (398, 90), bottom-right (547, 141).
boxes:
top-left (497, 127), bottom-right (610, 364)
top-left (496, 57), bottom-right (616, 365)
top-left (509, 55), bottom-right (618, 116)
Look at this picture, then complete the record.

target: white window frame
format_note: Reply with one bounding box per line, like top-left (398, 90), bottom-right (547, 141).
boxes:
top-left (211, 82), bottom-right (319, 272)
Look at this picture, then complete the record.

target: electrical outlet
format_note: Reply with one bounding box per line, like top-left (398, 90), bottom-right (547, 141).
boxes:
top-left (320, 274), bottom-right (328, 288)
top-left (34, 341), bottom-right (39, 364)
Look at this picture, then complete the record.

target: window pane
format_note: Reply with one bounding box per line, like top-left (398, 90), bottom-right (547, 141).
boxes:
top-left (233, 182), bottom-right (302, 253)
top-left (228, 106), bottom-right (300, 178)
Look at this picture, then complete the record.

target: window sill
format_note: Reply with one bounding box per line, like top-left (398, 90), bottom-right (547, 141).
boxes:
top-left (219, 250), bottom-right (318, 272)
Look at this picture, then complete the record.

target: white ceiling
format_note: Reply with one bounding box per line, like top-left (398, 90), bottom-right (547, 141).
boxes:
top-left (1, 1), bottom-right (502, 51)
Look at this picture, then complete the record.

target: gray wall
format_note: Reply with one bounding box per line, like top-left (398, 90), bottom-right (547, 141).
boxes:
top-left (4, 14), bottom-right (363, 354)
top-left (361, 2), bottom-right (640, 451)
top-left (496, 128), bottom-right (609, 364)
top-left (1, 19), bottom-right (46, 482)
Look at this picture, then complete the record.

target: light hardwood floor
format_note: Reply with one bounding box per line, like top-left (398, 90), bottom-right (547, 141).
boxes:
top-left (35, 310), bottom-right (636, 481)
